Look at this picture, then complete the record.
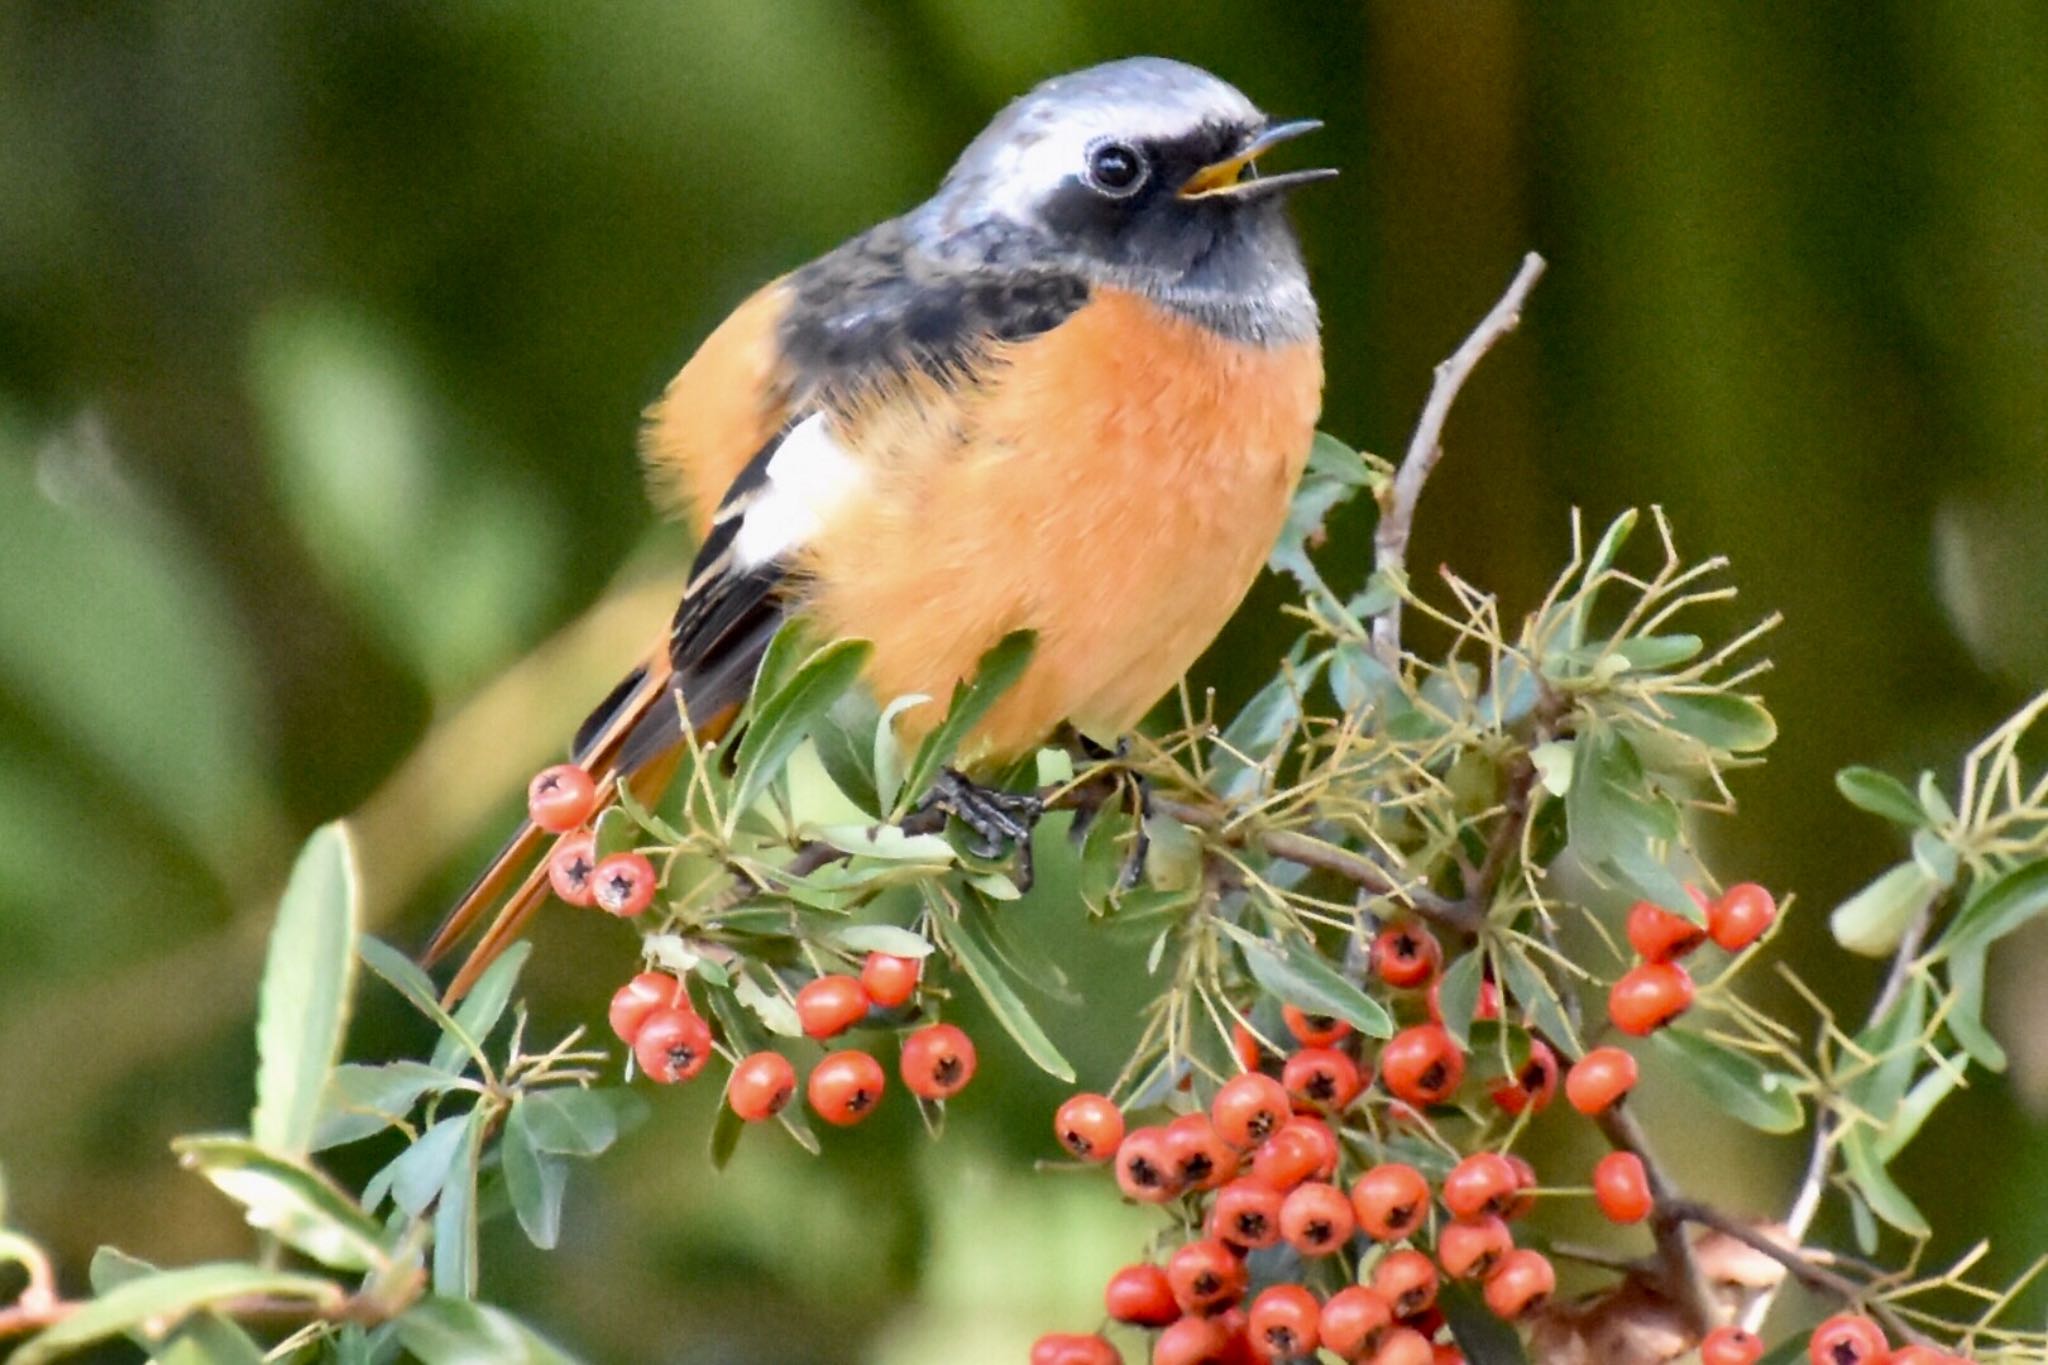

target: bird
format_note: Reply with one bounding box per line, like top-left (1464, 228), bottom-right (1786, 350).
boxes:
top-left (423, 56), bottom-right (1334, 999)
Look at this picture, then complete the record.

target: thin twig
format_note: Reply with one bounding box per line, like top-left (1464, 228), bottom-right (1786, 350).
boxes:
top-left (1673, 1200), bottom-right (1930, 1348)
top-left (1373, 251), bottom-right (1549, 663)
top-left (1595, 1091), bottom-right (1719, 1334)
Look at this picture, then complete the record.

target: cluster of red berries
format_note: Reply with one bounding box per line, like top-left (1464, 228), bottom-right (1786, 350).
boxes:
top-left (606, 953), bottom-right (975, 1127)
top-left (528, 764), bottom-right (658, 917)
top-left (1608, 884), bottom-right (1776, 1036)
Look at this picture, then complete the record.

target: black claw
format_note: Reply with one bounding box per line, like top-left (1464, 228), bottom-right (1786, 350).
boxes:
top-left (918, 768), bottom-right (1043, 889)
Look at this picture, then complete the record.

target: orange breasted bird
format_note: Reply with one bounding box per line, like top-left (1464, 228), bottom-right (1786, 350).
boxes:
top-left (424, 57), bottom-right (1334, 998)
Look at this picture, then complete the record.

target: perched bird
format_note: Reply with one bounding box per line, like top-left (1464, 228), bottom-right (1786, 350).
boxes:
top-left (425, 56), bottom-right (1333, 997)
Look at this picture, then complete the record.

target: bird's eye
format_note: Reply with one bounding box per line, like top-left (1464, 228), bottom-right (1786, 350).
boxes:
top-left (1084, 140), bottom-right (1147, 196)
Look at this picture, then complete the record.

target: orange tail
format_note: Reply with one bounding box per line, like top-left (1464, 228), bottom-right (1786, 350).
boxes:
top-left (423, 644), bottom-right (720, 1003)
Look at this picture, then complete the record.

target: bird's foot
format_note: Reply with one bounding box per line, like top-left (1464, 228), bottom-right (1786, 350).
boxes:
top-left (918, 768), bottom-right (1043, 888)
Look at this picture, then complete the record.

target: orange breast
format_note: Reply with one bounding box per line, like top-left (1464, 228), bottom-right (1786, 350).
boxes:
top-left (802, 287), bottom-right (1323, 763)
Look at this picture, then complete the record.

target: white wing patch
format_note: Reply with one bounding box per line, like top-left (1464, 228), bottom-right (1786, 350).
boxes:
top-left (731, 414), bottom-right (867, 569)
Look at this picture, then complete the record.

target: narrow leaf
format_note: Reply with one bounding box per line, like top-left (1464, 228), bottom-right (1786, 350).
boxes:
top-left (502, 1101), bottom-right (568, 1250)
top-left (1944, 944), bottom-right (2007, 1071)
top-left (1831, 861), bottom-right (1940, 957)
top-left (830, 924), bottom-right (935, 958)
top-left (1835, 766), bottom-right (1926, 827)
top-left (429, 941), bottom-right (531, 1073)
top-left (431, 1109), bottom-right (488, 1297)
top-left (1875, 1054), bottom-right (1969, 1163)
top-left (387, 1115), bottom-right (471, 1218)
top-left (313, 1061), bottom-right (462, 1151)
top-left (1939, 857), bottom-right (2048, 960)
top-left (1229, 928), bottom-right (1392, 1039)
top-left (1656, 693), bottom-right (1777, 752)
top-left (895, 631), bottom-right (1037, 816)
top-left (1649, 1031), bottom-right (1803, 1134)
top-left (395, 1299), bottom-right (583, 1365)
top-left (357, 937), bottom-right (487, 1072)
top-left (1434, 949), bottom-right (1486, 1050)
top-left (942, 900), bottom-right (1076, 1081)
top-left (253, 823), bottom-right (360, 1158)
top-left (1841, 1127), bottom-right (1929, 1238)
top-left (516, 1089), bottom-right (630, 1157)
top-left (730, 638), bottom-right (874, 821)
top-left (13, 1264), bottom-right (343, 1365)
top-left (1495, 945), bottom-right (1582, 1056)
top-left (172, 1135), bottom-right (391, 1272)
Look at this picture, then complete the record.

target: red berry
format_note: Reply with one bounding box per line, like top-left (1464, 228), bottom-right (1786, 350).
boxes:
top-left (1106, 1262), bottom-right (1181, 1327)
top-left (1625, 898), bottom-right (1708, 962)
top-left (1372, 1249), bottom-right (1439, 1318)
top-left (527, 763), bottom-right (598, 833)
top-left (1250, 1124), bottom-right (1321, 1192)
top-left (859, 951), bottom-right (921, 1008)
top-left (1701, 1326), bottom-right (1766, 1365)
top-left (1165, 1113), bottom-right (1240, 1192)
top-left (1030, 1334), bottom-right (1118, 1365)
top-left (899, 1023), bottom-right (976, 1100)
top-left (1319, 1285), bottom-right (1394, 1360)
top-left (1809, 1314), bottom-right (1888, 1365)
top-left (1213, 1177), bottom-right (1285, 1250)
top-left (1370, 1327), bottom-right (1434, 1365)
top-left (1153, 1315), bottom-right (1232, 1365)
top-left (1054, 1092), bottom-right (1125, 1162)
top-left (1373, 923), bottom-right (1443, 988)
top-left (1282, 1004), bottom-right (1352, 1047)
top-left (1488, 1039), bottom-right (1559, 1115)
top-left (806, 1049), bottom-right (885, 1125)
top-left (1433, 1347), bottom-right (1468, 1365)
top-left (547, 830), bottom-right (598, 907)
top-left (1284, 1116), bottom-right (1341, 1179)
top-left (1248, 1283), bottom-right (1321, 1360)
top-left (1709, 883), bottom-right (1778, 951)
top-left (1283, 1046), bottom-right (1364, 1110)
top-left (1352, 1163), bottom-right (1432, 1241)
top-left (1231, 1020), bottom-right (1265, 1071)
top-left (1565, 1046), bottom-right (1639, 1115)
top-left (795, 974), bottom-right (871, 1039)
top-left (1380, 1025), bottom-right (1466, 1106)
top-left (1428, 975), bottom-right (1500, 1025)
top-left (1212, 1071), bottom-right (1293, 1147)
top-left (1482, 1248), bottom-right (1555, 1319)
top-left (1443, 1152), bottom-right (1521, 1222)
top-left (591, 851), bottom-right (657, 917)
top-left (1435, 1215), bottom-right (1512, 1280)
top-left (727, 1051), bottom-right (796, 1121)
top-left (633, 1007), bottom-right (713, 1084)
top-left (1167, 1238), bottom-right (1248, 1315)
top-left (1280, 1180), bottom-right (1355, 1256)
top-left (1115, 1125), bottom-right (1184, 1203)
top-left (1593, 1151), bottom-right (1654, 1223)
top-left (1608, 961), bottom-right (1695, 1035)
top-left (607, 971), bottom-right (687, 1044)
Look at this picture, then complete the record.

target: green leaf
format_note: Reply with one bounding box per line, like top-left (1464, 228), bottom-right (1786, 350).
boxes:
top-left (614, 780), bottom-right (684, 844)
top-left (385, 1114), bottom-right (471, 1217)
top-left (1831, 861), bottom-right (1941, 957)
top-left (1228, 928), bottom-right (1393, 1039)
top-left (1495, 944), bottom-right (1581, 1056)
top-left (516, 1089), bottom-right (635, 1157)
top-left (1433, 949), bottom-right (1486, 1050)
top-left (502, 1101), bottom-right (568, 1249)
top-left (730, 637), bottom-right (874, 823)
top-left (1612, 633), bottom-right (1703, 670)
top-left (1649, 1031), bottom-right (1804, 1134)
top-left (940, 896), bottom-right (1077, 1081)
top-left (89, 1250), bottom-right (268, 1365)
top-left (1210, 660), bottom-right (1326, 801)
top-left (1439, 1281), bottom-right (1532, 1365)
top-left (807, 823), bottom-right (956, 863)
top-left (253, 823), bottom-right (360, 1159)
top-left (813, 688), bottom-right (883, 815)
top-left (432, 1109), bottom-right (488, 1298)
top-left (1566, 724), bottom-right (1685, 904)
top-left (1875, 1054), bottom-right (1969, 1163)
top-left (313, 1061), bottom-right (463, 1151)
top-left (430, 941), bottom-right (531, 1073)
top-left (395, 1299), bottom-right (583, 1365)
top-left (1939, 857), bottom-right (2048, 960)
top-left (13, 1264), bottom-right (343, 1365)
top-left (1847, 979), bottom-right (1925, 1125)
top-left (1845, 1186), bottom-right (1880, 1258)
top-left (1918, 771), bottom-right (1956, 825)
top-left (1841, 1126), bottom-right (1929, 1238)
top-left (1268, 432), bottom-right (1376, 602)
top-left (895, 631), bottom-right (1037, 816)
top-left (1910, 828), bottom-right (1959, 885)
top-left (709, 1100), bottom-right (745, 1171)
top-left (172, 1135), bottom-right (391, 1272)
top-left (1654, 692), bottom-right (1777, 752)
top-left (830, 924), bottom-right (935, 958)
top-left (591, 804), bottom-right (640, 861)
top-left (357, 937), bottom-right (487, 1072)
top-left (1562, 509), bottom-right (1638, 648)
top-left (1835, 766), bottom-right (1926, 827)
top-left (1945, 944), bottom-right (2007, 1071)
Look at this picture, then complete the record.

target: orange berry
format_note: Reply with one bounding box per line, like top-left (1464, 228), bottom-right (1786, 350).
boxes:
top-left (1030, 1334), bottom-right (1118, 1365)
top-left (859, 951), bottom-right (921, 1008)
top-left (1373, 923), bottom-right (1443, 988)
top-left (607, 971), bottom-right (688, 1044)
top-left (1565, 1046), bottom-right (1639, 1115)
top-left (1283, 1046), bottom-right (1365, 1110)
top-left (1105, 1262), bottom-right (1181, 1327)
top-left (1435, 1215), bottom-right (1512, 1280)
top-left (806, 1049), bottom-right (885, 1125)
top-left (1701, 1326), bottom-right (1765, 1365)
top-left (1482, 1248), bottom-right (1555, 1319)
top-left (1372, 1249), bottom-right (1439, 1318)
top-left (1709, 883), bottom-right (1777, 952)
top-left (1166, 1238), bottom-right (1248, 1315)
top-left (1165, 1113), bottom-right (1240, 1192)
top-left (1608, 962), bottom-right (1695, 1035)
top-left (1352, 1163), bottom-right (1431, 1241)
top-left (1808, 1314), bottom-right (1888, 1365)
top-left (1248, 1283), bottom-right (1321, 1360)
top-left (1318, 1285), bottom-right (1394, 1360)
top-left (527, 763), bottom-right (598, 833)
top-left (795, 974), bottom-right (871, 1039)
top-left (1054, 1092), bottom-right (1125, 1162)
top-left (590, 852), bottom-right (657, 917)
top-left (1487, 1039), bottom-right (1559, 1115)
top-left (1380, 1025), bottom-right (1466, 1106)
top-left (1593, 1151), bottom-right (1653, 1223)
top-left (1250, 1124), bottom-right (1321, 1192)
top-left (1626, 898), bottom-right (1708, 962)
top-left (1280, 1180), bottom-right (1355, 1256)
top-left (1442, 1151), bottom-right (1520, 1222)
top-left (1153, 1314), bottom-right (1232, 1365)
top-left (899, 1022), bottom-right (976, 1100)
top-left (1213, 1176), bottom-right (1285, 1250)
top-left (547, 830), bottom-right (598, 907)
top-left (633, 1007), bottom-right (712, 1084)
top-left (727, 1051), bottom-right (796, 1121)
top-left (1115, 1126), bottom-right (1184, 1203)
top-left (1369, 1327), bottom-right (1434, 1365)
top-left (1212, 1071), bottom-right (1293, 1147)
top-left (1231, 1020), bottom-right (1265, 1071)
top-left (1283, 1004), bottom-right (1353, 1047)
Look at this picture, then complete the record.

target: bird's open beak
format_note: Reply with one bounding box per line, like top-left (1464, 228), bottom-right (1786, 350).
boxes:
top-left (1178, 119), bottom-right (1337, 200)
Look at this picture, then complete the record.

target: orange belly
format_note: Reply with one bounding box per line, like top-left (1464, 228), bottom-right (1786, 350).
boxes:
top-left (801, 287), bottom-right (1323, 763)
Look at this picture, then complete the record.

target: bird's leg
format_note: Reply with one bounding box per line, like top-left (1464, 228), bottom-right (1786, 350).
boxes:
top-left (918, 768), bottom-right (1044, 888)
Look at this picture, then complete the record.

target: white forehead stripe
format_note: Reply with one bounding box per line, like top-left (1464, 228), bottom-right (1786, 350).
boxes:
top-left (732, 415), bottom-right (867, 568)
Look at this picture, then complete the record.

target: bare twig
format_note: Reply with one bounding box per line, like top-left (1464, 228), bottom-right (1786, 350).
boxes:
top-left (1673, 1200), bottom-right (1930, 1348)
top-left (1372, 251), bottom-right (1549, 664)
top-left (1593, 1084), bottom-right (1719, 1334)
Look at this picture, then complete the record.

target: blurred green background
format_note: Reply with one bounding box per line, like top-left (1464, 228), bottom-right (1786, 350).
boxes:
top-left (4, 3), bottom-right (2047, 1360)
